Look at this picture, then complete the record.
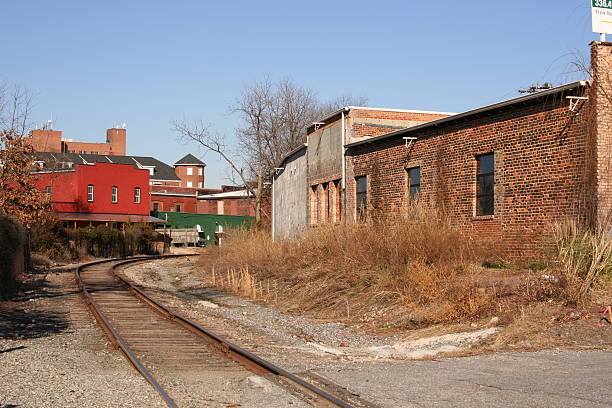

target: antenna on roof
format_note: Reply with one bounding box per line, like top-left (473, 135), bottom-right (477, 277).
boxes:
top-left (518, 82), bottom-right (553, 94)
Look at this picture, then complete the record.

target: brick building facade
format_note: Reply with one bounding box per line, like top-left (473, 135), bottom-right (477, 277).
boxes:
top-left (344, 43), bottom-right (611, 257)
top-left (33, 161), bottom-right (157, 227)
top-left (273, 42), bottom-right (612, 257)
top-left (27, 127), bottom-right (126, 156)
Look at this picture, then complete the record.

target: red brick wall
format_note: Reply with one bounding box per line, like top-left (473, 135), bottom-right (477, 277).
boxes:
top-left (196, 198), bottom-right (256, 216)
top-left (63, 141), bottom-right (111, 155)
top-left (592, 42), bottom-right (612, 224)
top-left (350, 109), bottom-right (450, 122)
top-left (29, 128), bottom-right (127, 156)
top-left (151, 194), bottom-right (197, 213)
top-left (308, 179), bottom-right (342, 225)
top-left (174, 165), bottom-right (204, 188)
top-left (347, 91), bottom-right (591, 258)
top-left (27, 130), bottom-right (62, 152)
top-left (351, 124), bottom-right (403, 138)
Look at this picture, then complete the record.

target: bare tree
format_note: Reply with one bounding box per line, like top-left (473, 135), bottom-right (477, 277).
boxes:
top-left (317, 94), bottom-right (369, 119)
top-left (0, 84), bottom-right (33, 139)
top-left (172, 119), bottom-right (256, 194)
top-left (174, 77), bottom-right (368, 222)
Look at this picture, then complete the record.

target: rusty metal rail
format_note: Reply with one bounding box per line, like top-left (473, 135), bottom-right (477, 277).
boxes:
top-left (76, 255), bottom-right (354, 408)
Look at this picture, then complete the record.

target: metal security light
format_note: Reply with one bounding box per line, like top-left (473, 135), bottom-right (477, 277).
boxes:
top-left (403, 137), bottom-right (417, 149)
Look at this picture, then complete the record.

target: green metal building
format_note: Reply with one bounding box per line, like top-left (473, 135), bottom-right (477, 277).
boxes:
top-left (156, 212), bottom-right (254, 245)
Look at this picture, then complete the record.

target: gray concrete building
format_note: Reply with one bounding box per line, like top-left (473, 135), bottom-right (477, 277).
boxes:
top-left (272, 145), bottom-right (308, 241)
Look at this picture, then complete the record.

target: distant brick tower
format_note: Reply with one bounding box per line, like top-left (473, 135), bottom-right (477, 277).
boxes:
top-left (106, 127), bottom-right (126, 156)
top-left (174, 154), bottom-right (206, 189)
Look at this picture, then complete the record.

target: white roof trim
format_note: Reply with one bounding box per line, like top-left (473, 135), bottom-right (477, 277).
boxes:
top-left (346, 106), bottom-right (457, 115)
top-left (197, 189), bottom-right (252, 199)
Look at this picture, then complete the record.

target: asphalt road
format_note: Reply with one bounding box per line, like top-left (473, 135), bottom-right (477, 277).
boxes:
top-left (320, 350), bottom-right (612, 407)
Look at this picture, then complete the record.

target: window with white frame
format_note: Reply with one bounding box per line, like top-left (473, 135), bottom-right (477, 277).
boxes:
top-left (87, 185), bottom-right (94, 202)
top-left (187, 167), bottom-right (193, 175)
top-left (198, 167), bottom-right (203, 176)
top-left (186, 181), bottom-right (193, 188)
top-left (134, 187), bottom-right (141, 203)
top-left (111, 186), bottom-right (118, 203)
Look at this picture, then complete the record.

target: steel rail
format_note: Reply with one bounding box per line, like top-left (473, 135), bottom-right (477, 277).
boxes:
top-left (78, 255), bottom-right (354, 408)
top-left (76, 256), bottom-right (181, 408)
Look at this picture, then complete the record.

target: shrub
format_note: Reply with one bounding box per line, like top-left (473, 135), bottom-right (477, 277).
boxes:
top-left (30, 217), bottom-right (71, 260)
top-left (71, 223), bottom-right (158, 258)
top-left (553, 219), bottom-right (612, 302)
top-left (0, 215), bottom-right (26, 298)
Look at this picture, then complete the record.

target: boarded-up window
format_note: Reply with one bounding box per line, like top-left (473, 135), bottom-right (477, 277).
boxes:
top-left (310, 186), bottom-right (318, 225)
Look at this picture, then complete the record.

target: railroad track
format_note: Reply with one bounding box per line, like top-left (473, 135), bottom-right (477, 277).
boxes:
top-left (76, 256), bottom-right (374, 408)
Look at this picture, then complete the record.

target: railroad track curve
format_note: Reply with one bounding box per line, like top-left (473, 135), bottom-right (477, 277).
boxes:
top-left (76, 255), bottom-right (368, 408)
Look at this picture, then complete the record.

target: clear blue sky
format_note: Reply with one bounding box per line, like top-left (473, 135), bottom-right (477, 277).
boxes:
top-left (2, 1), bottom-right (598, 187)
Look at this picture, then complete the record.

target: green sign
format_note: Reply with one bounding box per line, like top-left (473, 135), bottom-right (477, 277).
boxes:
top-left (594, 0), bottom-right (612, 9)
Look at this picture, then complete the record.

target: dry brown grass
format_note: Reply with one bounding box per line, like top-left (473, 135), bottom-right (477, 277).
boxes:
top-left (198, 202), bottom-right (504, 328)
top-left (193, 204), bottom-right (612, 351)
top-left (553, 219), bottom-right (612, 303)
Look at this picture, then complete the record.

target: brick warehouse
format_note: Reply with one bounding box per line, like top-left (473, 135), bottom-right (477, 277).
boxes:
top-left (273, 41), bottom-right (612, 257)
top-left (345, 42), bottom-right (611, 258)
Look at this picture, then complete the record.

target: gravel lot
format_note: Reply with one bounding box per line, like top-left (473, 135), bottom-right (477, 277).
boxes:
top-left (0, 267), bottom-right (166, 408)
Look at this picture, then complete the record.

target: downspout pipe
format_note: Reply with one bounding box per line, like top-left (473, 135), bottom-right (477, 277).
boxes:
top-left (341, 110), bottom-right (347, 219)
top-left (271, 174), bottom-right (275, 241)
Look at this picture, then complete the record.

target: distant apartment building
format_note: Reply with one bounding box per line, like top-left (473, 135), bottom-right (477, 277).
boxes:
top-left (33, 151), bottom-right (256, 218)
top-left (26, 126), bottom-right (126, 156)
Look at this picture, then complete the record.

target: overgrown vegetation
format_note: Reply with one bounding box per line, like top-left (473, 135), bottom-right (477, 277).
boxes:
top-left (72, 223), bottom-right (158, 258)
top-left (199, 202), bottom-right (505, 328)
top-left (198, 202), bottom-right (612, 335)
top-left (553, 218), bottom-right (612, 303)
top-left (32, 222), bottom-right (159, 260)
